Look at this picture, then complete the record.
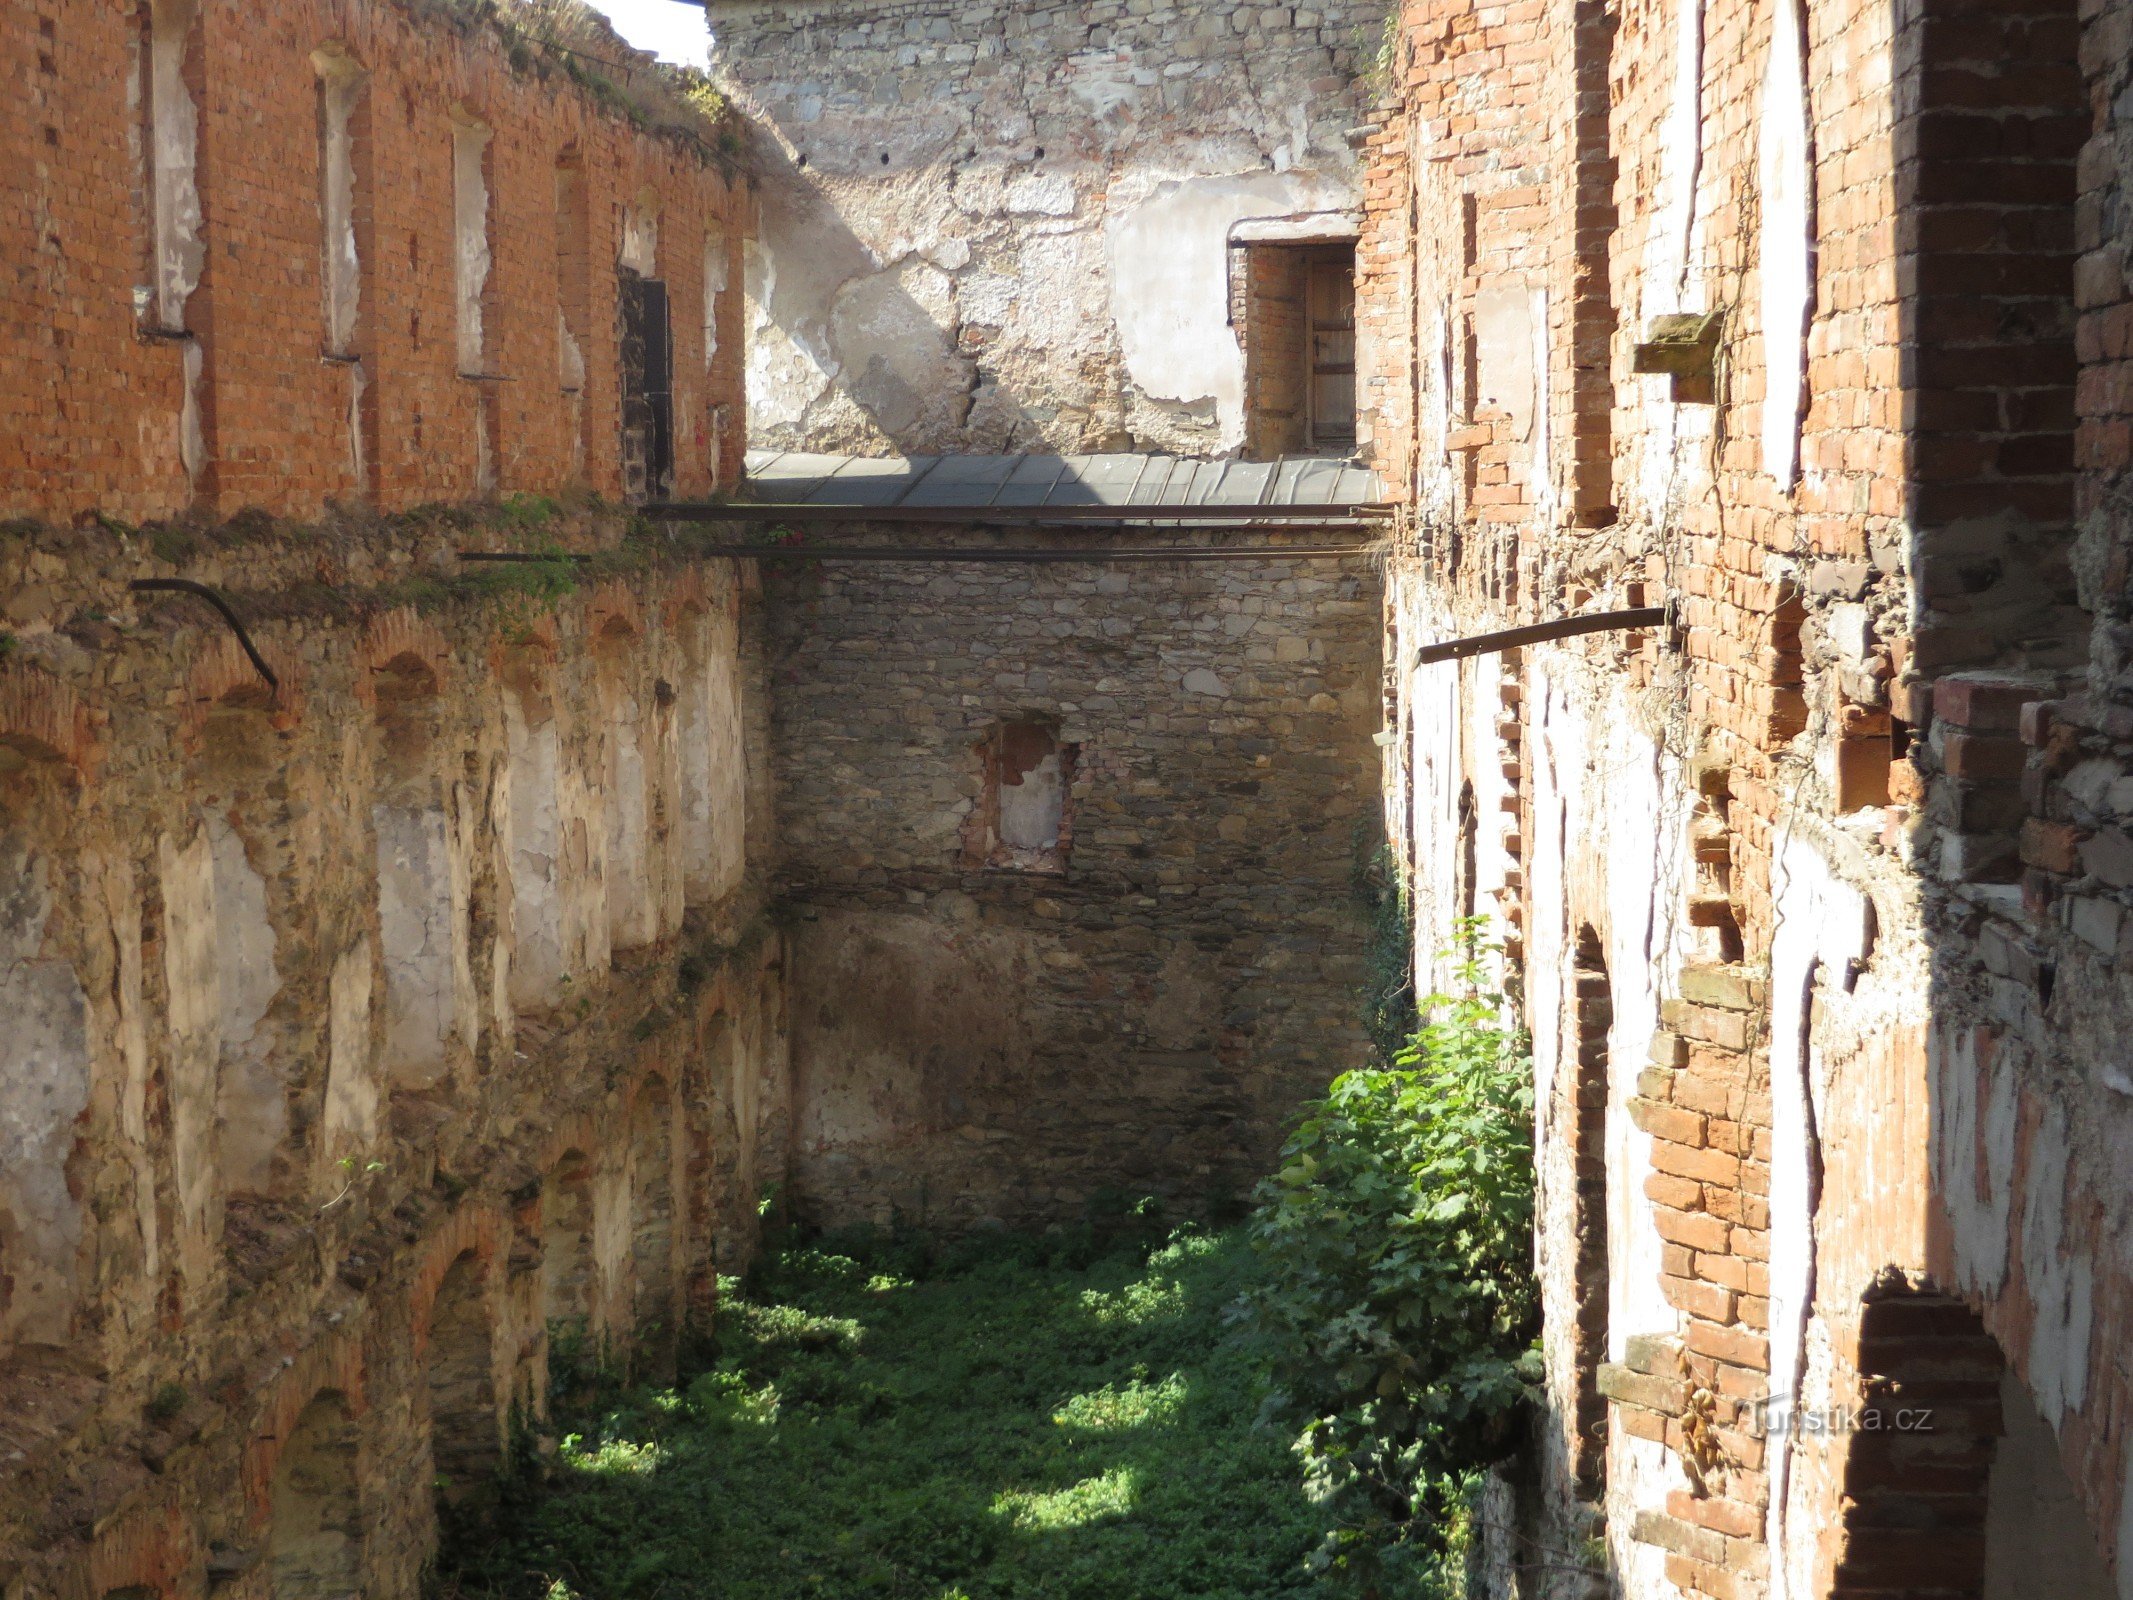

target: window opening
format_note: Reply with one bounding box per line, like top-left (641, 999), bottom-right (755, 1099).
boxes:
top-left (963, 719), bottom-right (1077, 874)
top-left (619, 274), bottom-right (674, 503)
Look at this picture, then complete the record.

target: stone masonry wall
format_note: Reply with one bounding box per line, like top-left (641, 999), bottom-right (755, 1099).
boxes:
top-left (0, 508), bottom-right (786, 1600)
top-left (1, 0), bottom-right (747, 523)
top-left (763, 530), bottom-right (1383, 1230)
top-left (707, 0), bottom-right (1390, 457)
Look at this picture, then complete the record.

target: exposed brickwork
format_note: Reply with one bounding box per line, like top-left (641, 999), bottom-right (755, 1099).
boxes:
top-left (0, 0), bottom-right (746, 523)
top-left (1367, 0), bottom-right (2130, 1589)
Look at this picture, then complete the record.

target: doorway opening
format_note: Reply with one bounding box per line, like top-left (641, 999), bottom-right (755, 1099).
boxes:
top-left (1238, 242), bottom-right (1357, 460)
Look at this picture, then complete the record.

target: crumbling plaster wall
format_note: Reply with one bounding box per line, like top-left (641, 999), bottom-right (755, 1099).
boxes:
top-left (765, 528), bottom-right (1383, 1228)
top-left (1366, 0), bottom-right (2132, 1589)
top-left (709, 0), bottom-right (1389, 456)
top-left (0, 511), bottom-right (788, 1600)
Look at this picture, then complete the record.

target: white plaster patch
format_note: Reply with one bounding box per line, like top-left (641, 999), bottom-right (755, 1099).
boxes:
top-left (313, 49), bottom-right (364, 357)
top-left (1006, 172), bottom-right (1078, 216)
top-left (159, 826), bottom-right (221, 1289)
top-left (451, 117), bottom-right (492, 374)
top-left (506, 690), bottom-right (565, 1007)
top-left (1758, 0), bottom-right (1811, 487)
top-left (1762, 833), bottom-right (1871, 1600)
top-left (2020, 1102), bottom-right (2093, 1429)
top-left (606, 693), bottom-right (653, 950)
top-left (1473, 283), bottom-right (1537, 442)
top-left (148, 0), bottom-right (204, 331)
top-left (322, 937), bottom-right (376, 1158)
top-left (703, 223), bottom-right (728, 368)
top-left (1937, 1023), bottom-right (2018, 1298)
top-left (679, 599), bottom-right (747, 904)
top-left (826, 259), bottom-right (970, 441)
top-left (1105, 170), bottom-right (1351, 450)
top-left (208, 813), bottom-right (283, 1193)
top-left (375, 804), bottom-right (460, 1084)
top-left (621, 190), bottom-right (660, 277)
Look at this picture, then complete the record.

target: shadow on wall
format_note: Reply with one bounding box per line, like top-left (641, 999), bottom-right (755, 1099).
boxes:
top-left (738, 124), bottom-right (1359, 458)
top-left (742, 129), bottom-right (1042, 455)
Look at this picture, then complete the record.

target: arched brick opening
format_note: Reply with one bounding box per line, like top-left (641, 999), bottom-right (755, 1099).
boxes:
top-left (1828, 1285), bottom-right (2112, 1599)
top-left (631, 1077), bottom-right (678, 1374)
top-left (425, 1251), bottom-right (498, 1509)
top-left (1568, 924), bottom-right (1611, 1500)
top-left (267, 1391), bottom-right (362, 1600)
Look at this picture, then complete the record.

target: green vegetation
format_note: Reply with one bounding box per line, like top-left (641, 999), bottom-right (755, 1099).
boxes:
top-left (1356, 838), bottom-right (1418, 1064)
top-left (1242, 927), bottom-right (1539, 1589)
top-left (435, 1227), bottom-right (1332, 1600)
top-left (436, 935), bottom-right (1537, 1600)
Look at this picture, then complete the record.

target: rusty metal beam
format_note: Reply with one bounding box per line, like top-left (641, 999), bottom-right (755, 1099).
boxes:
top-left (1413, 606), bottom-right (1670, 666)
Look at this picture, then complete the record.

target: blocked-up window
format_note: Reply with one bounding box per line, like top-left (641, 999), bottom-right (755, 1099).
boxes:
top-left (1237, 241), bottom-right (1357, 460)
top-left (451, 113), bottom-right (497, 488)
top-left (140, 0), bottom-right (203, 335)
top-left (451, 116), bottom-right (492, 375)
top-left (963, 720), bottom-right (1076, 874)
top-left (312, 48), bottom-right (366, 359)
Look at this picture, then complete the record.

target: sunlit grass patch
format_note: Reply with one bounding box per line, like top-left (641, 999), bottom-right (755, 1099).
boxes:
top-left (1051, 1372), bottom-right (1188, 1433)
top-left (990, 1464), bottom-right (1141, 1530)
top-left (1077, 1273), bottom-right (1186, 1327)
top-left (558, 1433), bottom-right (663, 1476)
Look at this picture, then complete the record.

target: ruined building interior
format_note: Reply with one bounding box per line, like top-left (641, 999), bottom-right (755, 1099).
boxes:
top-left (6, 0), bottom-right (2133, 1596)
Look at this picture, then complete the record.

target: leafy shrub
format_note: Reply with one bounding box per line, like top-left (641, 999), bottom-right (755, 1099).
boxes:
top-left (1242, 925), bottom-right (1539, 1590)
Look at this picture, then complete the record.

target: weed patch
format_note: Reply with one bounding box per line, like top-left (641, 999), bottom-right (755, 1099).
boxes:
top-left (434, 1230), bottom-right (1329, 1600)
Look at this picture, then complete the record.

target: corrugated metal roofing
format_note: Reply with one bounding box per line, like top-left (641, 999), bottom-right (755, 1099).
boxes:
top-left (742, 451), bottom-right (1384, 508)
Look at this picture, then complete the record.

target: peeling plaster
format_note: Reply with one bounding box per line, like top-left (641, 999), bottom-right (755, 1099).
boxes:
top-left (376, 804), bottom-right (461, 1084)
top-left (506, 690), bottom-right (565, 1007)
top-left (208, 813), bottom-right (283, 1193)
top-left (2019, 1101), bottom-right (2094, 1430)
top-left (159, 825), bottom-right (221, 1290)
top-left (1936, 1021), bottom-right (2017, 1298)
top-left (451, 117), bottom-right (492, 374)
top-left (322, 937), bottom-right (377, 1158)
top-left (1106, 171), bottom-right (1352, 451)
top-left (0, 836), bottom-right (91, 1347)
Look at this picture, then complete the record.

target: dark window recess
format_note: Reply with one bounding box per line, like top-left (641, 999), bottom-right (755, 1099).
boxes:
top-left (619, 270), bottom-right (674, 503)
top-left (1238, 242), bottom-right (1357, 460)
top-left (962, 719), bottom-right (1077, 874)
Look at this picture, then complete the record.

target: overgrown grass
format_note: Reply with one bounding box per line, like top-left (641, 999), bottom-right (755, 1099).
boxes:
top-left (436, 1228), bottom-right (1333, 1600)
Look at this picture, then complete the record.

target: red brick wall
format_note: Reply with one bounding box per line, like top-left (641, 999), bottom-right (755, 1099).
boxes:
top-left (0, 0), bottom-right (749, 524)
top-left (1366, 0), bottom-right (2129, 1590)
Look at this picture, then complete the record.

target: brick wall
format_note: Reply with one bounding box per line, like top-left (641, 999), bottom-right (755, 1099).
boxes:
top-left (0, 0), bottom-right (748, 524)
top-left (1366, 0), bottom-right (2130, 1591)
